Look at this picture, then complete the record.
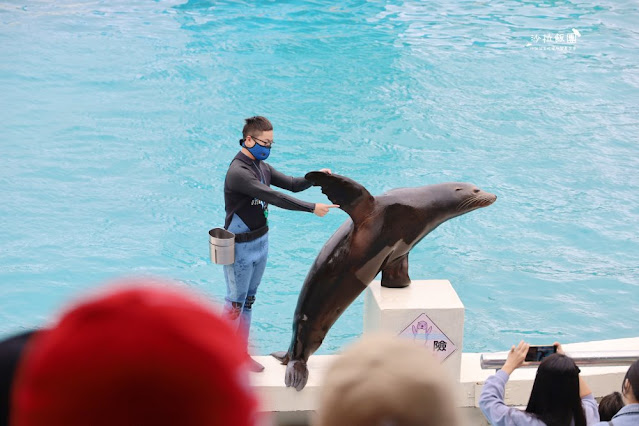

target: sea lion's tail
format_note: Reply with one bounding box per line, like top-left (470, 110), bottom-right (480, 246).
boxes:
top-left (285, 360), bottom-right (308, 391)
top-left (270, 350), bottom-right (290, 364)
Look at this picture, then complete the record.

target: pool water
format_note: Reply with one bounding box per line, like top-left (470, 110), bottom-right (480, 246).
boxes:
top-left (1, 0), bottom-right (638, 355)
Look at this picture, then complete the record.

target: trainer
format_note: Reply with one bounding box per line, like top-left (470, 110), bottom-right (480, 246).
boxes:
top-left (223, 116), bottom-right (337, 372)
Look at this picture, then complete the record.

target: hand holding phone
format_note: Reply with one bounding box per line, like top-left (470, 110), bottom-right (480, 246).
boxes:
top-left (502, 341), bottom-right (530, 375)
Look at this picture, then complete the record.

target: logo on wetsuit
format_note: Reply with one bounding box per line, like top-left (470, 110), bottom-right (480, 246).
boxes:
top-left (250, 198), bottom-right (269, 224)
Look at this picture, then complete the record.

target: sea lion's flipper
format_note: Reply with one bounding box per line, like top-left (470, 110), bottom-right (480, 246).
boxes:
top-left (305, 172), bottom-right (375, 224)
top-left (270, 350), bottom-right (290, 365)
top-left (285, 360), bottom-right (309, 391)
top-left (272, 352), bottom-right (308, 390)
top-left (381, 254), bottom-right (411, 288)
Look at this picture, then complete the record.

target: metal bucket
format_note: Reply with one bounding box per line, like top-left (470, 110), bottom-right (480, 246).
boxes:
top-left (209, 228), bottom-right (235, 265)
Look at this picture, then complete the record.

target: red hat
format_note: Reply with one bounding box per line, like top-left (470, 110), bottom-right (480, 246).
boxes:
top-left (11, 279), bottom-right (258, 426)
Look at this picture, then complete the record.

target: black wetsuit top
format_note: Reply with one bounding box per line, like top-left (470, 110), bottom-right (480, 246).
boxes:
top-left (224, 152), bottom-right (315, 231)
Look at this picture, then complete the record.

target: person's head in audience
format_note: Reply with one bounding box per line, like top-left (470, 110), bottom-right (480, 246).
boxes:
top-left (314, 334), bottom-right (460, 426)
top-left (11, 278), bottom-right (258, 426)
top-left (525, 353), bottom-right (586, 426)
top-left (621, 359), bottom-right (639, 405)
top-left (598, 391), bottom-right (624, 421)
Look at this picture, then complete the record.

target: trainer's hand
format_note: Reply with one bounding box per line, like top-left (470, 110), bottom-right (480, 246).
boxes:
top-left (502, 340), bottom-right (530, 375)
top-left (318, 168), bottom-right (332, 175)
top-left (314, 203), bottom-right (339, 217)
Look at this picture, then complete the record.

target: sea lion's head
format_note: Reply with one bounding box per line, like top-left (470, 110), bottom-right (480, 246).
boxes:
top-left (424, 182), bottom-right (496, 221)
top-left (451, 182), bottom-right (497, 212)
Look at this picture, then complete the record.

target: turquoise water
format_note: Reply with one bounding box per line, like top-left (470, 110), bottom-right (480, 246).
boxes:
top-left (1, 0), bottom-right (638, 355)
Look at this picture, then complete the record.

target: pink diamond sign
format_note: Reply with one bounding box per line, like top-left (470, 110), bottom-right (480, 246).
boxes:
top-left (398, 313), bottom-right (457, 362)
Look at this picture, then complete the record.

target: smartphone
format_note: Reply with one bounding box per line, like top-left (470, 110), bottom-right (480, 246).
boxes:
top-left (525, 345), bottom-right (557, 362)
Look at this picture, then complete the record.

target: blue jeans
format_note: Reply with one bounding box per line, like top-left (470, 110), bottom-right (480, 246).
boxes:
top-left (223, 214), bottom-right (268, 346)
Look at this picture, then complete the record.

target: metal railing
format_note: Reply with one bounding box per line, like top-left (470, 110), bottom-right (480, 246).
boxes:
top-left (480, 350), bottom-right (639, 370)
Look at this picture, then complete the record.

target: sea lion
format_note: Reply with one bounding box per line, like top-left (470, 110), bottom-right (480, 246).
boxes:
top-left (271, 172), bottom-right (497, 391)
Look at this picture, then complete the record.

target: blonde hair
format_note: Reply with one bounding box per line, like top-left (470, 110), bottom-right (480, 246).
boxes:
top-left (314, 334), bottom-right (460, 426)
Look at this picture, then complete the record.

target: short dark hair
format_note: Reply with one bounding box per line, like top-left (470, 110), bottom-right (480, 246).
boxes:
top-left (623, 359), bottom-right (639, 402)
top-left (525, 353), bottom-right (587, 426)
top-left (598, 392), bottom-right (624, 421)
top-left (242, 116), bottom-right (273, 140)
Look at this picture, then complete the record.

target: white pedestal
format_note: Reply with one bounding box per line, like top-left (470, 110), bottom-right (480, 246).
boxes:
top-left (364, 280), bottom-right (465, 381)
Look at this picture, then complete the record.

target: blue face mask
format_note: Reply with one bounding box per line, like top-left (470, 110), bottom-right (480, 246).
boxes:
top-left (241, 139), bottom-right (271, 160)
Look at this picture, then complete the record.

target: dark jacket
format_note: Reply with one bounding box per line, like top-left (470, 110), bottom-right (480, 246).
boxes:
top-left (593, 403), bottom-right (639, 426)
top-left (224, 151), bottom-right (314, 230)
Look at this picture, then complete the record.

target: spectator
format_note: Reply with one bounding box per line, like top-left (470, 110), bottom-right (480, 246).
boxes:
top-left (593, 359), bottom-right (639, 425)
top-left (11, 279), bottom-right (259, 426)
top-left (479, 341), bottom-right (599, 425)
top-left (314, 334), bottom-right (460, 426)
top-left (0, 330), bottom-right (36, 426)
top-left (598, 392), bottom-right (624, 422)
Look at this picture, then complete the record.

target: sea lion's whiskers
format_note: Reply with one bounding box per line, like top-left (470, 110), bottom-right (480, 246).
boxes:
top-left (457, 198), bottom-right (472, 210)
top-left (457, 197), bottom-right (477, 211)
top-left (456, 199), bottom-right (469, 211)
